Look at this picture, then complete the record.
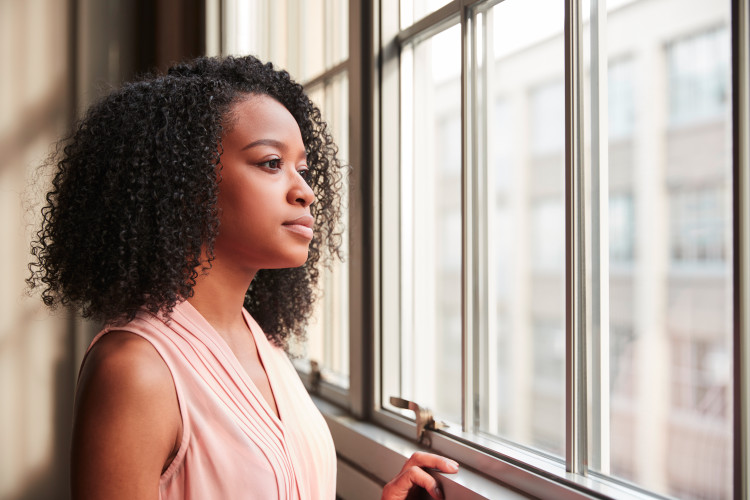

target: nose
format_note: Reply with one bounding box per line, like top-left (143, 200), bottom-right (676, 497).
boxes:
top-left (288, 170), bottom-right (316, 207)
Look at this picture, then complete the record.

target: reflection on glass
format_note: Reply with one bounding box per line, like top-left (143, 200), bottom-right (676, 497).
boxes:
top-left (590, 1), bottom-right (732, 499)
top-left (398, 24), bottom-right (462, 425)
top-left (477, 0), bottom-right (566, 458)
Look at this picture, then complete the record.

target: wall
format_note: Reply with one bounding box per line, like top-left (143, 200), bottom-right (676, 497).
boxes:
top-left (0, 1), bottom-right (204, 498)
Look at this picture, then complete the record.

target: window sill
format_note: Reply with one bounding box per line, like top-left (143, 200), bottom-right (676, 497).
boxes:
top-left (313, 396), bottom-right (669, 500)
top-left (314, 396), bottom-right (529, 500)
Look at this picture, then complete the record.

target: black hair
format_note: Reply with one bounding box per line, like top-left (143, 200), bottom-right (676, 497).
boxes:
top-left (28, 55), bottom-right (344, 348)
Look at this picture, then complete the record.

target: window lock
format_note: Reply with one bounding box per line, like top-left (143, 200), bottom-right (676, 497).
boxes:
top-left (389, 397), bottom-right (447, 447)
top-left (310, 360), bottom-right (322, 393)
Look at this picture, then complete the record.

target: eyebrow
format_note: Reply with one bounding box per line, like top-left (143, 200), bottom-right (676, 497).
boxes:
top-left (240, 138), bottom-right (285, 151)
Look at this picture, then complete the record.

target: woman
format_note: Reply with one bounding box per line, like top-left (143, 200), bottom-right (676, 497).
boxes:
top-left (29, 55), bottom-right (457, 499)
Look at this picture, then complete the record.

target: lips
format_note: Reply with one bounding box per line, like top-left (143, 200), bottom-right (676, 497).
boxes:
top-left (282, 214), bottom-right (314, 239)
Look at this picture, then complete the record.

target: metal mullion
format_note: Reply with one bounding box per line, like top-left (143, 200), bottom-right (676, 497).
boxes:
top-left (301, 60), bottom-right (350, 91)
top-left (732, 1), bottom-right (750, 498)
top-left (397, 0), bottom-right (461, 46)
top-left (588, 0), bottom-right (610, 474)
top-left (460, 4), bottom-right (476, 434)
top-left (473, 3), bottom-right (493, 435)
top-left (346, 0), bottom-right (374, 420)
top-left (565, 0), bottom-right (587, 475)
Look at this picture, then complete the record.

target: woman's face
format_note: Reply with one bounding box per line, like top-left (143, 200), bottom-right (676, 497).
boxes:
top-left (212, 94), bottom-right (315, 273)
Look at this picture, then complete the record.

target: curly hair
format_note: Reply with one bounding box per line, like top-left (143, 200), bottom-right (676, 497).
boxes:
top-left (28, 55), bottom-right (344, 348)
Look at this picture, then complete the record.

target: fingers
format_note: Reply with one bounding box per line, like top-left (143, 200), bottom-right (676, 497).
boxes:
top-left (383, 464), bottom-right (445, 499)
top-left (382, 452), bottom-right (460, 500)
top-left (401, 451), bottom-right (459, 475)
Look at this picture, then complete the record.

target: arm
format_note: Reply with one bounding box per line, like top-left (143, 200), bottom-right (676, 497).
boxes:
top-left (71, 331), bottom-right (182, 500)
top-left (382, 452), bottom-right (459, 500)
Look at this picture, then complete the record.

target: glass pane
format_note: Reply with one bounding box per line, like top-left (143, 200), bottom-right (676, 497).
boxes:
top-left (389, 24), bottom-right (462, 424)
top-left (224, 0), bottom-right (347, 82)
top-left (299, 0), bottom-right (326, 80)
top-left (586, 1), bottom-right (732, 499)
top-left (327, 0), bottom-right (349, 69)
top-left (476, 0), bottom-right (566, 458)
top-left (298, 0), bottom-right (348, 80)
top-left (290, 74), bottom-right (350, 388)
top-left (400, 0), bottom-right (452, 29)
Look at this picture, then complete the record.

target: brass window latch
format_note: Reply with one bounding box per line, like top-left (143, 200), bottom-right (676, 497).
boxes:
top-left (389, 397), bottom-right (447, 447)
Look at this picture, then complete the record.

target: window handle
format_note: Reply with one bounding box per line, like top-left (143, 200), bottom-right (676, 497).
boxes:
top-left (310, 360), bottom-right (322, 393)
top-left (389, 397), bottom-right (447, 447)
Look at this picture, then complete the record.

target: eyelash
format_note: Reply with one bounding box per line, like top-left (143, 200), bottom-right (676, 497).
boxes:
top-left (258, 158), bottom-right (311, 182)
top-left (258, 158), bottom-right (282, 170)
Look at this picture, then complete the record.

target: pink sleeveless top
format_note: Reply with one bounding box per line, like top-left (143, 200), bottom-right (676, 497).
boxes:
top-left (84, 300), bottom-right (337, 499)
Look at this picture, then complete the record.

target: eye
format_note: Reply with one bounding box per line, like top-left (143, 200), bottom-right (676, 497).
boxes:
top-left (298, 167), bottom-right (311, 183)
top-left (258, 158), bottom-right (281, 170)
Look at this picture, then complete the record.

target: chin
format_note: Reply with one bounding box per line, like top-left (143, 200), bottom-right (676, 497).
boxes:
top-left (279, 252), bottom-right (310, 270)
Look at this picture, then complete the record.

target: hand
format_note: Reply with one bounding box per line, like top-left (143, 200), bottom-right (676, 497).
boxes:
top-left (381, 451), bottom-right (459, 500)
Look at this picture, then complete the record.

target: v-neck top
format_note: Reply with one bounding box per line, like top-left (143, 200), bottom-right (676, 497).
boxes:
top-left (84, 299), bottom-right (337, 499)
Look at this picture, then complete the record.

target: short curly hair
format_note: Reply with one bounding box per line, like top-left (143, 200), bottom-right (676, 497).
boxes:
top-left (28, 55), bottom-right (344, 348)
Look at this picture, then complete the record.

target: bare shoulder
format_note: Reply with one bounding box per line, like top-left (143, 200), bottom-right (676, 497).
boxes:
top-left (79, 330), bottom-right (172, 390)
top-left (72, 331), bottom-right (181, 500)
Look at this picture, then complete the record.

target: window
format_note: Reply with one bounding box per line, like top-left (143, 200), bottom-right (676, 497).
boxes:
top-left (378, 1), bottom-right (738, 499)
top-left (223, 1), bottom-right (749, 499)
top-left (667, 27), bottom-right (730, 127)
top-left (670, 187), bottom-right (727, 265)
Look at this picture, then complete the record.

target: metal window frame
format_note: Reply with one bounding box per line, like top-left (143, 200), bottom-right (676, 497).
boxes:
top-left (732, 1), bottom-right (749, 499)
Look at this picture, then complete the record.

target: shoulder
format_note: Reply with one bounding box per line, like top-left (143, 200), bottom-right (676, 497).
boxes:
top-left (72, 330), bottom-right (181, 499)
top-left (80, 330), bottom-right (174, 397)
top-left (75, 329), bottom-right (179, 436)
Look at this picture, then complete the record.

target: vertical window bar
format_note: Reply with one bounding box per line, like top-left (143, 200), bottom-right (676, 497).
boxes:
top-left (475, 5), bottom-right (496, 436)
top-left (588, 0), bottom-right (610, 474)
top-left (469, 5), bottom-right (489, 434)
top-left (461, 5), bottom-right (477, 433)
top-left (732, 1), bottom-right (750, 498)
top-left (565, 0), bottom-right (587, 474)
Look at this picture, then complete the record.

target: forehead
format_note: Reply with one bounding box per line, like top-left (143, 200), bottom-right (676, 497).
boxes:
top-left (225, 94), bottom-right (300, 136)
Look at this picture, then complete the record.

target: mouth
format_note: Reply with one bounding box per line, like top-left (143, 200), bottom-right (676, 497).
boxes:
top-left (282, 214), bottom-right (314, 239)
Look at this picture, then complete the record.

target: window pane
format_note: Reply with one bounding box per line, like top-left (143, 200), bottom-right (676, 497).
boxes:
top-left (400, 0), bottom-right (452, 29)
top-left (299, 0), bottom-right (326, 79)
top-left (290, 74), bottom-right (350, 388)
top-left (477, 0), bottom-right (566, 458)
top-left (386, 24), bottom-right (463, 424)
top-left (587, 1), bottom-right (732, 499)
top-left (224, 0), bottom-right (347, 82)
top-left (327, 0), bottom-right (349, 69)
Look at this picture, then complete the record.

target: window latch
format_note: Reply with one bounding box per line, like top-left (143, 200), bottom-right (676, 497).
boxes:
top-left (389, 397), bottom-right (447, 447)
top-left (310, 360), bottom-right (322, 393)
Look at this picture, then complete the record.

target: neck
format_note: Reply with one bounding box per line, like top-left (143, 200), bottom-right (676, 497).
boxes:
top-left (187, 258), bottom-right (257, 339)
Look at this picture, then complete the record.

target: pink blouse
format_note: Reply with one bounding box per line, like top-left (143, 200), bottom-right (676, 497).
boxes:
top-left (84, 300), bottom-right (337, 499)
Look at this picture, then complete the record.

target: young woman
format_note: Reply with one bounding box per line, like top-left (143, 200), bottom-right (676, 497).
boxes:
top-left (29, 56), bottom-right (457, 499)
